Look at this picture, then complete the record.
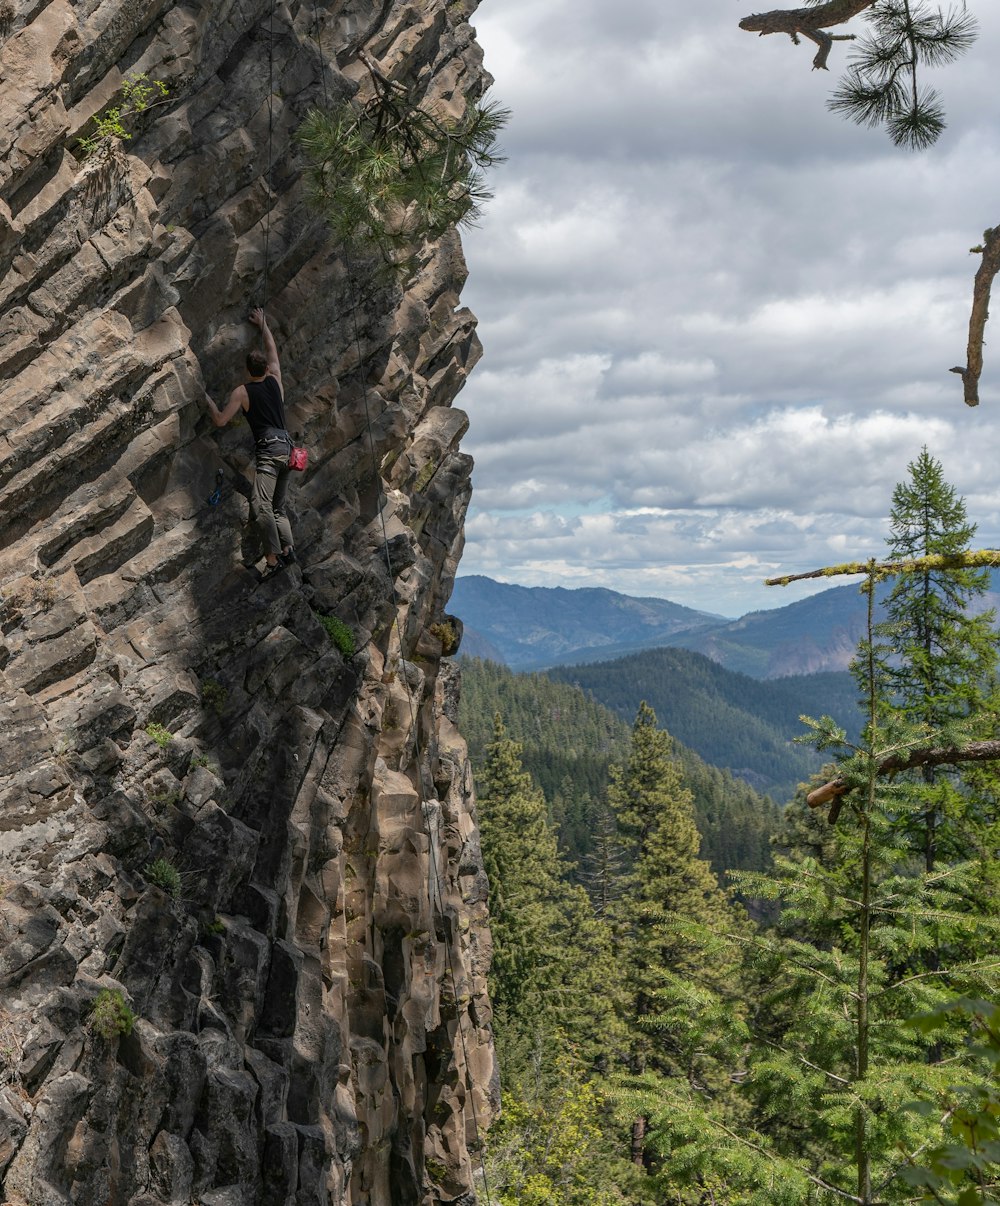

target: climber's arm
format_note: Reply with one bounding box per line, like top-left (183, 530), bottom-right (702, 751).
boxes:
top-left (249, 308), bottom-right (282, 389)
top-left (206, 385), bottom-right (248, 427)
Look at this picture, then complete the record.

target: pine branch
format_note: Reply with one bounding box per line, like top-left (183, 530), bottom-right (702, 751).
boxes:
top-left (806, 738), bottom-right (1000, 809)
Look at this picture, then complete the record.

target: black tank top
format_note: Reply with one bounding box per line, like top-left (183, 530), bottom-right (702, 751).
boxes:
top-left (244, 377), bottom-right (287, 442)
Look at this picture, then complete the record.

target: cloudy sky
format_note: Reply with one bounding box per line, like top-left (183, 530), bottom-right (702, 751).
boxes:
top-left (454, 0), bottom-right (1000, 618)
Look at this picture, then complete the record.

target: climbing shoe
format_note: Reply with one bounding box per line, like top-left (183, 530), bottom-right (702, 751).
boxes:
top-left (250, 562), bottom-right (283, 584)
top-left (279, 548), bottom-right (297, 568)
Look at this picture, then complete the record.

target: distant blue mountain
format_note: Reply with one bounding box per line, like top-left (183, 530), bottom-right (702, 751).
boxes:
top-left (451, 573), bottom-right (1000, 680)
top-left (449, 576), bottom-right (726, 671)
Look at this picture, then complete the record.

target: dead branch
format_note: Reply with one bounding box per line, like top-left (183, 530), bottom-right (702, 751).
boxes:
top-left (806, 739), bottom-right (1000, 809)
top-left (765, 550), bottom-right (1000, 588)
top-left (950, 225), bottom-right (1000, 407)
top-left (739, 0), bottom-right (875, 70)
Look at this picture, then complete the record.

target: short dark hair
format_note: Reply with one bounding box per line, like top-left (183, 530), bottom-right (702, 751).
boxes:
top-left (246, 349), bottom-right (268, 377)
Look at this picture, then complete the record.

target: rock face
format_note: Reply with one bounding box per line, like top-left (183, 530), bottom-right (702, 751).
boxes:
top-left (0, 1), bottom-right (496, 1203)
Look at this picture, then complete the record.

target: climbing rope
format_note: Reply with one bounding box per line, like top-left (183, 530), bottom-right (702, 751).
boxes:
top-left (344, 250), bottom-right (495, 1205)
top-left (261, 0), bottom-right (275, 319)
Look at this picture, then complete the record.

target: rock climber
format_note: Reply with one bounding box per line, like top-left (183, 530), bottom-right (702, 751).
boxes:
top-left (206, 308), bottom-right (295, 576)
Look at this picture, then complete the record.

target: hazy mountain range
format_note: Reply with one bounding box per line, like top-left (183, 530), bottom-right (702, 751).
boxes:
top-left (451, 573), bottom-right (1000, 679)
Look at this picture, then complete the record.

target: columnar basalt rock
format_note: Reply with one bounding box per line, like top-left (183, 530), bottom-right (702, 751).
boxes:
top-left (0, 1), bottom-right (497, 1203)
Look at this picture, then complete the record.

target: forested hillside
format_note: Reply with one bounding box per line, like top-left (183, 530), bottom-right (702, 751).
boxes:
top-left (472, 451), bottom-right (1000, 1205)
top-left (546, 647), bottom-right (862, 801)
top-left (459, 657), bottom-right (781, 877)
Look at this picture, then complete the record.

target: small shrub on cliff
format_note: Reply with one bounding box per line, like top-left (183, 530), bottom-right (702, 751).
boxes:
top-left (88, 989), bottom-right (135, 1041)
top-left (77, 72), bottom-right (170, 159)
top-left (0, 1009), bottom-right (23, 1090)
top-left (31, 579), bottom-right (57, 609)
top-left (317, 613), bottom-right (356, 657)
top-left (145, 722), bottom-right (172, 748)
top-left (144, 857), bottom-right (181, 898)
top-left (200, 678), bottom-right (228, 716)
top-left (430, 620), bottom-right (460, 656)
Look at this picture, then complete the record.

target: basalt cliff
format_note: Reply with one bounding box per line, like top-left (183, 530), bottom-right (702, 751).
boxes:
top-left (0, 1), bottom-right (496, 1203)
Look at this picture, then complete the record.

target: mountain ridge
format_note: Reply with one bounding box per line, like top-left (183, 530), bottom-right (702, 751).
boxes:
top-left (452, 573), bottom-right (1000, 679)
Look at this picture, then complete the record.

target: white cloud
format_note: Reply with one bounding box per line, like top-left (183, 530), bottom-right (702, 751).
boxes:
top-left (458, 0), bottom-right (1000, 614)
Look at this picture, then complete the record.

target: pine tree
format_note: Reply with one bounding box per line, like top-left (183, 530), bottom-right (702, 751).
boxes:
top-left (608, 703), bottom-right (750, 1191)
top-left (732, 563), bottom-right (1000, 1204)
top-left (739, 0), bottom-right (979, 149)
top-left (579, 802), bottom-right (627, 918)
top-left (477, 714), bottom-right (634, 1204)
top-left (876, 446), bottom-right (998, 872)
top-left (476, 713), bottom-right (621, 1070)
top-left (297, 69), bottom-right (507, 263)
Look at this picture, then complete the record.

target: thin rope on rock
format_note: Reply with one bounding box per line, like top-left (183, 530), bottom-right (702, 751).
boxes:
top-left (344, 246), bottom-right (494, 1205)
top-left (261, 0), bottom-right (276, 337)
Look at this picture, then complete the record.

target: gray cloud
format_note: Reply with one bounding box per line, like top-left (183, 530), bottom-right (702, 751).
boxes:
top-left (457, 0), bottom-right (1000, 613)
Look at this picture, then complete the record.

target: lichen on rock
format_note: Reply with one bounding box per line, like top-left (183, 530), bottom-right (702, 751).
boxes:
top-left (0, 1), bottom-right (497, 1202)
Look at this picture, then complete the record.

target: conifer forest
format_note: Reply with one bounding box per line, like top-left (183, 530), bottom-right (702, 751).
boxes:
top-left (461, 451), bottom-right (1000, 1204)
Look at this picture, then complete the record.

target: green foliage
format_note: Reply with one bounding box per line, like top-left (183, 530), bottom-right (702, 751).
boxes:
top-left (145, 787), bottom-right (182, 810)
top-left (827, 2), bottom-right (978, 148)
top-left (145, 722), bottom-right (172, 748)
top-left (317, 613), bottom-right (355, 656)
top-left (297, 66), bottom-right (508, 262)
top-left (870, 449), bottom-right (1000, 885)
top-left (876, 447), bottom-right (997, 738)
top-left (144, 857), bottom-right (181, 898)
top-left (469, 456), bottom-right (1000, 1202)
top-left (477, 714), bottom-right (622, 1064)
top-left (429, 620), bottom-right (460, 656)
top-left (77, 71), bottom-right (170, 158)
top-left (903, 999), bottom-right (1000, 1203)
top-left (477, 719), bottom-right (636, 1204)
top-left (486, 1054), bottom-right (636, 1206)
top-left (612, 1069), bottom-right (811, 1204)
top-left (733, 554), bottom-right (1000, 1202)
top-left (89, 989), bottom-right (135, 1040)
top-left (200, 678), bottom-right (228, 716)
top-left (607, 703), bottom-right (751, 1183)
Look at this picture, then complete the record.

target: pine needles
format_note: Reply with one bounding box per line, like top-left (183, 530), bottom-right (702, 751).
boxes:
top-left (297, 62), bottom-right (508, 265)
top-left (828, 1), bottom-right (978, 148)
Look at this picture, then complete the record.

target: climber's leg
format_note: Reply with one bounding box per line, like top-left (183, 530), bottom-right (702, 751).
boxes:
top-left (271, 464), bottom-right (294, 556)
top-left (251, 454), bottom-right (285, 562)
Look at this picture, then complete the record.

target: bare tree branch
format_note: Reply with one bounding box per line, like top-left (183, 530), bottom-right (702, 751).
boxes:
top-left (950, 225), bottom-right (1000, 407)
top-left (806, 739), bottom-right (1000, 809)
top-left (739, 0), bottom-right (876, 70)
top-left (765, 550), bottom-right (1000, 588)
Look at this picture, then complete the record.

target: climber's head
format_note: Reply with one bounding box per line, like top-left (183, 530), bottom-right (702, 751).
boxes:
top-left (246, 349), bottom-right (268, 378)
